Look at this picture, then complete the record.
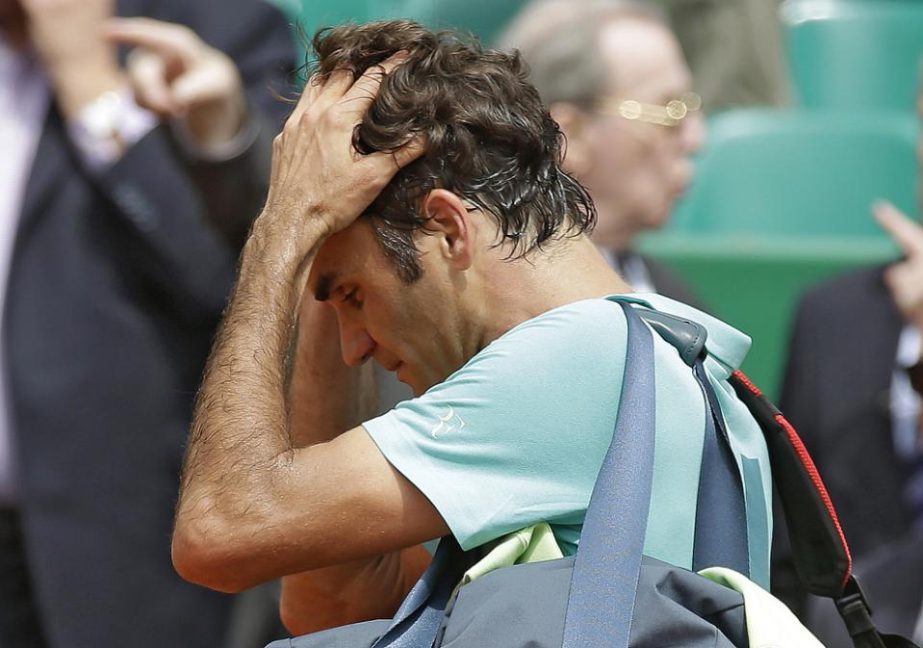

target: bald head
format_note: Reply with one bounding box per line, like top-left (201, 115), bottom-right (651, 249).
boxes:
top-left (496, 0), bottom-right (668, 107)
top-left (499, 0), bottom-right (703, 252)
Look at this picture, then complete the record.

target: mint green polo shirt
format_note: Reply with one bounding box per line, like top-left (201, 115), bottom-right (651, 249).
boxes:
top-left (362, 294), bottom-right (773, 587)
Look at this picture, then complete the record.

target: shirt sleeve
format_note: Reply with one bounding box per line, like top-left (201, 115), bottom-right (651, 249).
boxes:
top-left (362, 299), bottom-right (629, 550)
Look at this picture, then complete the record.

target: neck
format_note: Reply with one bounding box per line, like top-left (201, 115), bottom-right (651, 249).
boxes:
top-left (475, 234), bottom-right (632, 346)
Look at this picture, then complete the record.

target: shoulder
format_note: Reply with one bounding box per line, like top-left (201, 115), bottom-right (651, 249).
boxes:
top-left (370, 297), bottom-right (630, 440)
top-left (457, 298), bottom-right (628, 384)
top-left (361, 299), bottom-right (632, 550)
top-left (490, 298), bottom-right (626, 351)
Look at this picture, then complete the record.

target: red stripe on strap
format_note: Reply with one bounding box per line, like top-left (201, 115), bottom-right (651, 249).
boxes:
top-left (731, 369), bottom-right (762, 397)
top-left (773, 413), bottom-right (852, 590)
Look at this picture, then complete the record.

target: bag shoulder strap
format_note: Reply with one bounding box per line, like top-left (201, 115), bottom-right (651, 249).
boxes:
top-left (561, 301), bottom-right (656, 648)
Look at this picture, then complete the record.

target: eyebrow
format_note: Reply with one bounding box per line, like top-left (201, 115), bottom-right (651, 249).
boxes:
top-left (313, 272), bottom-right (337, 302)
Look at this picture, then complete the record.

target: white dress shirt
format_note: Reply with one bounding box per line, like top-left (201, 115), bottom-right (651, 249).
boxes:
top-left (890, 328), bottom-right (923, 641)
top-left (598, 247), bottom-right (655, 293)
top-left (892, 324), bottom-right (922, 460)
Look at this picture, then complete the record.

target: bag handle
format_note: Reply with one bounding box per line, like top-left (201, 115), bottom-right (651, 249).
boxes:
top-left (560, 301), bottom-right (657, 648)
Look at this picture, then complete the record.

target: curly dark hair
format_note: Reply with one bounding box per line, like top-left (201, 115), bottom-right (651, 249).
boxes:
top-left (309, 20), bottom-right (596, 282)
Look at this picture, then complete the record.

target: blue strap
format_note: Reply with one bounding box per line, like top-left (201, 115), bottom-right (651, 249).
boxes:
top-left (561, 302), bottom-right (656, 648)
top-left (691, 360), bottom-right (750, 577)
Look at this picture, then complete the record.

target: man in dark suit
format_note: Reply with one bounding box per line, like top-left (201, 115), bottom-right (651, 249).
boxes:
top-left (772, 104), bottom-right (923, 635)
top-left (777, 253), bottom-right (919, 558)
top-left (773, 202), bottom-right (923, 635)
top-left (498, 0), bottom-right (705, 307)
top-left (805, 531), bottom-right (923, 646)
top-left (0, 0), bottom-right (293, 646)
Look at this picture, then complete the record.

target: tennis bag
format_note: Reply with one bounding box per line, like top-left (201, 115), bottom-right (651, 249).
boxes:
top-left (270, 301), bottom-right (920, 648)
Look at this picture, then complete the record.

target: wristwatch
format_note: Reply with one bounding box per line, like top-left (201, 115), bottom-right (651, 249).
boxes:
top-left (68, 86), bottom-right (157, 170)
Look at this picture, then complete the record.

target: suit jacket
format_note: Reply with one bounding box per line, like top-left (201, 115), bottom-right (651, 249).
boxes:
top-left (806, 532), bottom-right (923, 647)
top-left (5, 1), bottom-right (294, 646)
top-left (771, 265), bottom-right (915, 618)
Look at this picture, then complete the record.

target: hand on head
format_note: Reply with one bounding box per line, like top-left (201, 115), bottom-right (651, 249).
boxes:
top-left (874, 200), bottom-right (923, 337)
top-left (258, 53), bottom-right (424, 246)
top-left (105, 17), bottom-right (247, 150)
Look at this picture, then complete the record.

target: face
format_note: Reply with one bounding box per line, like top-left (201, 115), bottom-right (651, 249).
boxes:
top-left (309, 220), bottom-right (471, 396)
top-left (577, 19), bottom-right (705, 250)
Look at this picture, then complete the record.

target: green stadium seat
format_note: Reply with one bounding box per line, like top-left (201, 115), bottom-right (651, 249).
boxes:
top-left (782, 0), bottom-right (923, 111)
top-left (640, 108), bottom-right (916, 395)
top-left (637, 234), bottom-right (897, 398)
top-left (391, 0), bottom-right (525, 45)
top-left (270, 0), bottom-right (524, 67)
top-left (277, 0), bottom-right (523, 44)
top-left (668, 109), bottom-right (918, 237)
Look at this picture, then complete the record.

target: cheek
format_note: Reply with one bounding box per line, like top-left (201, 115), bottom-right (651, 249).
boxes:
top-left (637, 138), bottom-right (679, 186)
top-left (585, 135), bottom-right (637, 198)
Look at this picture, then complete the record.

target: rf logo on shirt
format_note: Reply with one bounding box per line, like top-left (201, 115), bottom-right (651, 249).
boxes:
top-left (431, 406), bottom-right (466, 438)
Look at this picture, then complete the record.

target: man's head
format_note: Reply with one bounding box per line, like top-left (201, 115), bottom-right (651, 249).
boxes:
top-left (306, 21), bottom-right (600, 394)
top-left (310, 20), bottom-right (595, 282)
top-left (499, 0), bottom-right (705, 251)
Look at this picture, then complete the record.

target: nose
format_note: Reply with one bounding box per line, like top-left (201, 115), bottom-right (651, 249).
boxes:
top-left (681, 111), bottom-right (706, 155)
top-left (339, 318), bottom-right (375, 367)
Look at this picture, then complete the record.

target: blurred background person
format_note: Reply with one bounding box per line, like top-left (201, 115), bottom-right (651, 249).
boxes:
top-left (0, 0), bottom-right (293, 646)
top-left (806, 530), bottom-right (923, 646)
top-left (649, 0), bottom-right (790, 110)
top-left (497, 0), bottom-right (706, 307)
top-left (770, 72), bottom-right (923, 637)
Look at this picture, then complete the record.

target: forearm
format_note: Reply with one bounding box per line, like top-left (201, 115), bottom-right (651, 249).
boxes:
top-left (280, 546), bottom-right (432, 635)
top-left (173, 49), bottom-right (427, 594)
top-left (279, 294), bottom-right (420, 631)
top-left (173, 212), bottom-right (326, 587)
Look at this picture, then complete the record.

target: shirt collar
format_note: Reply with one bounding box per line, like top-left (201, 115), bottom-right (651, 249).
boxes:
top-left (620, 293), bottom-right (752, 380)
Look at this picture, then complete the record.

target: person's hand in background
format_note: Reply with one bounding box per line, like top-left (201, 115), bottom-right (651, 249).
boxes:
top-left (875, 201), bottom-right (923, 337)
top-left (20, 0), bottom-right (125, 118)
top-left (107, 16), bottom-right (248, 152)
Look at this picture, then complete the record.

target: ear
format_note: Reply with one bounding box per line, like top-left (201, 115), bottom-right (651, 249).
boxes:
top-left (419, 189), bottom-right (474, 271)
top-left (550, 102), bottom-right (593, 179)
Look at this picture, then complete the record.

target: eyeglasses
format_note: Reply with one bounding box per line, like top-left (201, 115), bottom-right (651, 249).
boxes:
top-left (596, 92), bottom-right (702, 127)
